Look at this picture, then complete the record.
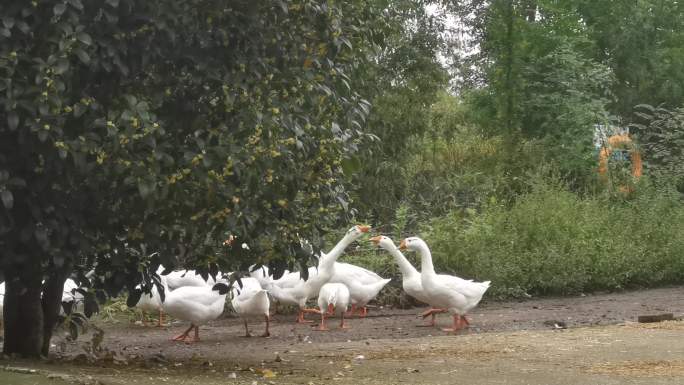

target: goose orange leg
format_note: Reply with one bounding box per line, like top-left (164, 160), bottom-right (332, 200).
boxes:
top-left (296, 308), bottom-right (317, 323)
top-left (191, 325), bottom-right (200, 342)
top-left (420, 308), bottom-right (447, 326)
top-left (172, 324), bottom-right (199, 342)
top-left (441, 314), bottom-right (466, 333)
top-left (340, 310), bottom-right (350, 329)
top-left (345, 303), bottom-right (357, 317)
top-left (261, 315), bottom-right (270, 337)
top-left (243, 320), bottom-right (253, 337)
top-left (315, 310), bottom-right (329, 331)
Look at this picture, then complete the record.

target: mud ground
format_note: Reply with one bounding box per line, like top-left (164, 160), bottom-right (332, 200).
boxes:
top-left (2, 286), bottom-right (683, 384)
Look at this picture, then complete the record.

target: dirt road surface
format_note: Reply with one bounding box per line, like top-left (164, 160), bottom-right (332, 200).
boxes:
top-left (1, 286), bottom-right (683, 384)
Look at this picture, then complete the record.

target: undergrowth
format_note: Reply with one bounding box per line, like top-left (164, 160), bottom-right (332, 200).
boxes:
top-left (346, 176), bottom-right (684, 303)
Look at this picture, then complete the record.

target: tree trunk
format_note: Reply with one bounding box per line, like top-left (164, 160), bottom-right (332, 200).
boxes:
top-left (3, 267), bottom-right (44, 357)
top-left (503, 0), bottom-right (515, 135)
top-left (41, 270), bottom-right (70, 356)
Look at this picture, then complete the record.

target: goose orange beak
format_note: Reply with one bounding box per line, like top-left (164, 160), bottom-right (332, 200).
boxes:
top-left (357, 225), bottom-right (371, 233)
top-left (399, 239), bottom-right (407, 250)
top-left (369, 236), bottom-right (382, 245)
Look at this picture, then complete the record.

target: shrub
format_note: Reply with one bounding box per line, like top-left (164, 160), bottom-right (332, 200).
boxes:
top-left (420, 176), bottom-right (684, 299)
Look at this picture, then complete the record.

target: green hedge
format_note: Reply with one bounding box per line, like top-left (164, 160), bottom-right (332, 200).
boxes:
top-left (420, 179), bottom-right (684, 298)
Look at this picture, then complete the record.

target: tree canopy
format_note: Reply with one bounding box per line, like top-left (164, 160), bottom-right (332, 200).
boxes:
top-left (0, 0), bottom-right (386, 356)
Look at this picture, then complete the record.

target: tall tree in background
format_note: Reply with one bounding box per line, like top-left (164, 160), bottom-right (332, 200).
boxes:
top-left (577, 0), bottom-right (684, 119)
top-left (350, 1), bottom-right (449, 223)
top-left (449, 0), bottom-right (614, 179)
top-left (0, 0), bottom-right (383, 357)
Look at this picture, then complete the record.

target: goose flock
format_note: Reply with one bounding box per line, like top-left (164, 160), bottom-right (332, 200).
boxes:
top-left (128, 225), bottom-right (490, 342)
top-left (0, 225), bottom-right (490, 343)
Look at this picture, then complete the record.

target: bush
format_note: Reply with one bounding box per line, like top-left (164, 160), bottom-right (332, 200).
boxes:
top-left (397, 129), bottom-right (546, 228)
top-left (420, 176), bottom-right (684, 299)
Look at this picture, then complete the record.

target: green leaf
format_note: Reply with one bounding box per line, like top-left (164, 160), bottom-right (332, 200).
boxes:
top-left (138, 178), bottom-right (156, 199)
top-left (7, 111), bottom-right (19, 130)
top-left (73, 103), bottom-right (85, 117)
top-left (2, 17), bottom-right (15, 29)
top-left (34, 227), bottom-right (48, 245)
top-left (74, 48), bottom-right (90, 64)
top-left (1, 190), bottom-right (13, 209)
top-left (105, 0), bottom-right (119, 7)
top-left (76, 32), bottom-right (92, 46)
top-left (53, 3), bottom-right (67, 16)
top-left (54, 59), bottom-right (70, 75)
top-left (341, 157), bottom-right (361, 175)
top-left (127, 289), bottom-right (142, 308)
top-left (67, 0), bottom-right (84, 10)
top-left (16, 21), bottom-right (29, 34)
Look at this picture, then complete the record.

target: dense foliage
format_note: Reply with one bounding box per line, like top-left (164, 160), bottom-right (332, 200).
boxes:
top-left (0, 0), bottom-right (384, 356)
top-left (344, 1), bottom-right (684, 305)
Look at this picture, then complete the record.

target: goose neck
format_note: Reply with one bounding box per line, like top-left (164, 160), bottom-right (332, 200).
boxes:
top-left (416, 242), bottom-right (436, 276)
top-left (320, 232), bottom-right (357, 269)
top-left (388, 246), bottom-right (419, 278)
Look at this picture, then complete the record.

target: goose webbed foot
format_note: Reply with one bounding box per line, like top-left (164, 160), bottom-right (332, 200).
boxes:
top-left (441, 315), bottom-right (466, 333)
top-left (171, 324), bottom-right (195, 341)
top-left (296, 310), bottom-right (314, 323)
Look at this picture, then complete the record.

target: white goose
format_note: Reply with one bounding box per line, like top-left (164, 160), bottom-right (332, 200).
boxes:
top-left (400, 237), bottom-right (490, 332)
top-left (161, 265), bottom-right (218, 290)
top-left (370, 235), bottom-right (448, 325)
top-left (328, 272), bottom-right (390, 317)
top-left (334, 262), bottom-right (385, 284)
top-left (0, 281), bottom-right (4, 323)
top-left (315, 283), bottom-right (351, 331)
top-left (256, 266), bottom-right (315, 310)
top-left (161, 281), bottom-right (229, 342)
top-left (326, 251), bottom-right (391, 318)
top-left (134, 281), bottom-right (165, 327)
top-left (248, 265), bottom-right (274, 289)
top-left (230, 277), bottom-right (270, 337)
top-left (268, 225), bottom-right (370, 323)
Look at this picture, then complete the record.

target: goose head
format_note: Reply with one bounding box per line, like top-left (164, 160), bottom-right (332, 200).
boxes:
top-left (338, 224), bottom-right (370, 245)
top-left (349, 224), bottom-right (370, 236)
top-left (369, 235), bottom-right (397, 250)
top-left (398, 236), bottom-right (425, 252)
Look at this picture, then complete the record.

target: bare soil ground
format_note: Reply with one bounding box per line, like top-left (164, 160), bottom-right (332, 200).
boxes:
top-left (2, 286), bottom-right (684, 384)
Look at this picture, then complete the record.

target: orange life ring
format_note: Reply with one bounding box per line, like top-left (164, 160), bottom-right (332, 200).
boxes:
top-left (598, 134), bottom-right (642, 192)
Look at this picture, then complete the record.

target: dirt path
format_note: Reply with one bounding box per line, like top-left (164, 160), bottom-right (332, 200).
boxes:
top-left (2, 286), bottom-right (683, 384)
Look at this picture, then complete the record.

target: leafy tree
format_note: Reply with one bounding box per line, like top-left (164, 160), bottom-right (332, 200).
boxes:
top-left (447, 0), bottom-right (615, 182)
top-left (576, 0), bottom-right (684, 118)
top-left (631, 105), bottom-right (684, 191)
top-left (350, 1), bottom-right (449, 223)
top-left (0, 0), bottom-right (380, 357)
top-left (519, 41), bottom-right (614, 179)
